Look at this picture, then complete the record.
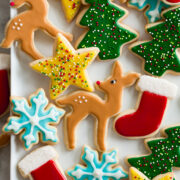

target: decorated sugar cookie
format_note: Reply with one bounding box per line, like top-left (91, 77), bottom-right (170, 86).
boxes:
top-left (114, 75), bottom-right (177, 139)
top-left (3, 89), bottom-right (65, 150)
top-left (30, 34), bottom-right (99, 100)
top-left (162, 0), bottom-right (180, 5)
top-left (56, 61), bottom-right (139, 151)
top-left (129, 167), bottom-right (174, 180)
top-left (76, 0), bottom-right (138, 60)
top-left (0, 54), bottom-right (10, 117)
top-left (61, 0), bottom-right (81, 22)
top-left (18, 146), bottom-right (67, 180)
top-left (1, 0), bottom-right (72, 60)
top-left (127, 124), bottom-right (180, 179)
top-left (130, 6), bottom-right (180, 77)
top-left (127, 0), bottom-right (170, 23)
top-left (67, 146), bottom-right (128, 180)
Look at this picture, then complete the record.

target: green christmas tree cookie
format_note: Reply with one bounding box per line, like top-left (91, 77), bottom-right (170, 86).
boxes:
top-left (130, 6), bottom-right (180, 77)
top-left (76, 0), bottom-right (138, 60)
top-left (127, 124), bottom-right (180, 179)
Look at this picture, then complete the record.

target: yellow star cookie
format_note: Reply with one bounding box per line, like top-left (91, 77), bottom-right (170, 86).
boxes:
top-left (30, 34), bottom-right (99, 99)
top-left (61, 0), bottom-right (81, 22)
top-left (154, 172), bottom-right (174, 180)
top-left (129, 167), bottom-right (149, 180)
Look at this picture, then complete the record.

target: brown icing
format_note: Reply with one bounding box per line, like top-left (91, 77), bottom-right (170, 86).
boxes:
top-left (1, 0), bottom-right (73, 60)
top-left (57, 61), bottom-right (139, 151)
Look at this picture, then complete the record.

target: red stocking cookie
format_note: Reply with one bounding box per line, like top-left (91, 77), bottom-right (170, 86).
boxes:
top-left (162, 0), bottom-right (180, 5)
top-left (114, 75), bottom-right (177, 138)
top-left (56, 61), bottom-right (139, 151)
top-left (0, 54), bottom-right (10, 117)
top-left (18, 146), bottom-right (66, 180)
top-left (1, 0), bottom-right (73, 60)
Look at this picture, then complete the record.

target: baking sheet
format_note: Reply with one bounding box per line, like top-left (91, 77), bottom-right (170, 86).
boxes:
top-left (10, 0), bottom-right (180, 179)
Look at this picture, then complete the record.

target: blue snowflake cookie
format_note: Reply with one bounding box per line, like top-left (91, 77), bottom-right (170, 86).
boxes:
top-left (67, 146), bottom-right (128, 180)
top-left (3, 89), bottom-right (65, 150)
top-left (128, 0), bottom-right (170, 23)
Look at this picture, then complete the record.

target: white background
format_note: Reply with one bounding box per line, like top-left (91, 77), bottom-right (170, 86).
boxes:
top-left (10, 0), bottom-right (180, 179)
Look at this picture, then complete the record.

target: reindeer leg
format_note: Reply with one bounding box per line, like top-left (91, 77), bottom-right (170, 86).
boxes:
top-left (96, 117), bottom-right (108, 152)
top-left (21, 34), bottom-right (44, 60)
top-left (65, 111), bottom-right (86, 150)
top-left (42, 20), bottom-right (73, 42)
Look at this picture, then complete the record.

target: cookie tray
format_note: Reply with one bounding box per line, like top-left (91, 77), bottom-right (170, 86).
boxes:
top-left (10, 0), bottom-right (180, 179)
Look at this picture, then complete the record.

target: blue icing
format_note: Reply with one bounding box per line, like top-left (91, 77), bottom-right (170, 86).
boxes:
top-left (67, 146), bottom-right (128, 180)
top-left (129, 0), bottom-right (170, 23)
top-left (4, 89), bottom-right (64, 149)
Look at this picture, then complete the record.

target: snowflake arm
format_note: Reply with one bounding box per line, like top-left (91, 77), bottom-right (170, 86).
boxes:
top-left (67, 146), bottom-right (128, 180)
top-left (3, 89), bottom-right (64, 150)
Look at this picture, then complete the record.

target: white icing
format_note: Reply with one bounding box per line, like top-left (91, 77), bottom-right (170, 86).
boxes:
top-left (20, 23), bottom-right (23, 26)
top-left (17, 27), bottom-right (21, 30)
top-left (14, 22), bottom-right (18, 25)
top-left (18, 146), bottom-right (58, 176)
top-left (131, 0), bottom-right (146, 6)
top-left (148, 0), bottom-right (161, 22)
top-left (138, 75), bottom-right (177, 98)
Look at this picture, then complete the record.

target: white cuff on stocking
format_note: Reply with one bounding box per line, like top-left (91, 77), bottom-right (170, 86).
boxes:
top-left (18, 146), bottom-right (58, 176)
top-left (0, 54), bottom-right (10, 70)
top-left (138, 75), bottom-right (177, 98)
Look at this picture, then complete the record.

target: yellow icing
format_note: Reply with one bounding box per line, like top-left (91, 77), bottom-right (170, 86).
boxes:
top-left (154, 172), bottom-right (174, 180)
top-left (129, 167), bottom-right (148, 180)
top-left (30, 34), bottom-right (99, 99)
top-left (61, 0), bottom-right (81, 22)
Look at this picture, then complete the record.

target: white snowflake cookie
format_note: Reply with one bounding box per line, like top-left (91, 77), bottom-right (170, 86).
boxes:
top-left (67, 146), bottom-right (128, 180)
top-left (3, 89), bottom-right (65, 150)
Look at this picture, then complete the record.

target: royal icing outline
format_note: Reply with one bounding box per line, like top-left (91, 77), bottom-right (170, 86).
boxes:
top-left (67, 146), bottom-right (128, 180)
top-left (127, 0), bottom-right (170, 23)
top-left (30, 33), bottom-right (99, 99)
top-left (114, 75), bottom-right (177, 139)
top-left (130, 6), bottom-right (180, 77)
top-left (3, 89), bottom-right (65, 150)
top-left (56, 61), bottom-right (139, 151)
top-left (76, 0), bottom-right (138, 60)
top-left (61, 0), bottom-right (81, 22)
top-left (18, 146), bottom-right (66, 180)
top-left (127, 124), bottom-right (180, 179)
top-left (1, 0), bottom-right (72, 60)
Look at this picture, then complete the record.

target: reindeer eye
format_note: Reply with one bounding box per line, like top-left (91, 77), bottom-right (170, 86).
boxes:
top-left (111, 80), bottom-right (117, 84)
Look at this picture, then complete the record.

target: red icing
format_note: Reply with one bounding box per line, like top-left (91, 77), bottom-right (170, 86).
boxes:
top-left (115, 91), bottom-right (167, 137)
top-left (31, 160), bottom-right (66, 180)
top-left (10, 2), bottom-right (15, 6)
top-left (96, 81), bottom-right (101, 85)
top-left (165, 0), bottom-right (180, 3)
top-left (0, 70), bottom-right (10, 116)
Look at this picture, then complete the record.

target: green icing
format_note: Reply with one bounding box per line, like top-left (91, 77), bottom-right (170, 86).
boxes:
top-left (128, 126), bottom-right (180, 179)
top-left (77, 0), bottom-right (138, 60)
top-left (131, 7), bottom-right (180, 76)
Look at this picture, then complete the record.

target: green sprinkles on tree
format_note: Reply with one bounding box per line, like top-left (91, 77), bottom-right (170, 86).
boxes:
top-left (130, 6), bottom-right (180, 77)
top-left (127, 125), bottom-right (180, 179)
top-left (76, 0), bottom-right (138, 60)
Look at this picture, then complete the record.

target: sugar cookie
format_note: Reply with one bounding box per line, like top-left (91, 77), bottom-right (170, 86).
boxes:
top-left (18, 146), bottom-right (66, 180)
top-left (30, 34), bottom-right (99, 100)
top-left (61, 0), bottom-right (81, 22)
top-left (127, 0), bottom-right (170, 23)
top-left (114, 75), bottom-right (177, 139)
top-left (67, 146), bottom-right (128, 180)
top-left (1, 0), bottom-right (73, 60)
top-left (0, 133), bottom-right (10, 148)
top-left (56, 61), bottom-right (139, 151)
top-left (3, 89), bottom-right (65, 150)
top-left (0, 54), bottom-right (10, 117)
top-left (127, 124), bottom-right (180, 179)
top-left (75, 0), bottom-right (138, 60)
top-left (130, 6), bottom-right (180, 77)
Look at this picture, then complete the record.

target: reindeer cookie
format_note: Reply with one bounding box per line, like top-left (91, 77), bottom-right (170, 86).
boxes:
top-left (56, 61), bottom-right (139, 151)
top-left (1, 0), bottom-right (72, 60)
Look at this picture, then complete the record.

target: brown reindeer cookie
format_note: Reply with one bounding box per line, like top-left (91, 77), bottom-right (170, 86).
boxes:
top-left (1, 0), bottom-right (73, 60)
top-left (56, 61), bottom-right (139, 152)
